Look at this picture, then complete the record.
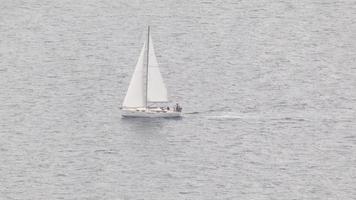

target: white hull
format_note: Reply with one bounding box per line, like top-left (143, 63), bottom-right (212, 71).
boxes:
top-left (122, 108), bottom-right (181, 118)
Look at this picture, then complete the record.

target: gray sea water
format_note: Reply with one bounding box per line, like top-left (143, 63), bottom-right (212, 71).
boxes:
top-left (1, 0), bottom-right (356, 199)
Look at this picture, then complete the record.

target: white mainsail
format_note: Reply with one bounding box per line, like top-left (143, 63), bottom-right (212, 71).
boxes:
top-left (147, 35), bottom-right (168, 102)
top-left (122, 42), bottom-right (146, 108)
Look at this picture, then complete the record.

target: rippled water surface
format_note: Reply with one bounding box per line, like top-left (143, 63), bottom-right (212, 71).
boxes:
top-left (1, 0), bottom-right (356, 199)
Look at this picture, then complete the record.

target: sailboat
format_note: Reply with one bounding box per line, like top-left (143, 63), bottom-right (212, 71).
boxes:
top-left (121, 26), bottom-right (182, 118)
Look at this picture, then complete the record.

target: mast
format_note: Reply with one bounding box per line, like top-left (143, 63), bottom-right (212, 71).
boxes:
top-left (145, 26), bottom-right (150, 109)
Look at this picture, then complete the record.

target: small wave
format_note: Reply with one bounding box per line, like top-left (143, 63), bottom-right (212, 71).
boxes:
top-left (184, 111), bottom-right (201, 114)
top-left (206, 114), bottom-right (245, 120)
top-left (205, 112), bottom-right (265, 120)
top-left (184, 108), bottom-right (231, 115)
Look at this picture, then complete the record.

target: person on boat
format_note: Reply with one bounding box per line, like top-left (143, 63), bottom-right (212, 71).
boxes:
top-left (167, 106), bottom-right (170, 111)
top-left (175, 103), bottom-right (182, 112)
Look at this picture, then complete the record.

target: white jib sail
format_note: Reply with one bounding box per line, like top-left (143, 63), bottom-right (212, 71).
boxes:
top-left (122, 42), bottom-right (146, 108)
top-left (147, 35), bottom-right (168, 102)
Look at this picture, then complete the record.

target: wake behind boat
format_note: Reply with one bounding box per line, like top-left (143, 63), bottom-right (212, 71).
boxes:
top-left (121, 26), bottom-right (182, 118)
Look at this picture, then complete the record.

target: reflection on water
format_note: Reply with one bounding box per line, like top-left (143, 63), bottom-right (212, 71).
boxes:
top-left (122, 117), bottom-right (164, 135)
